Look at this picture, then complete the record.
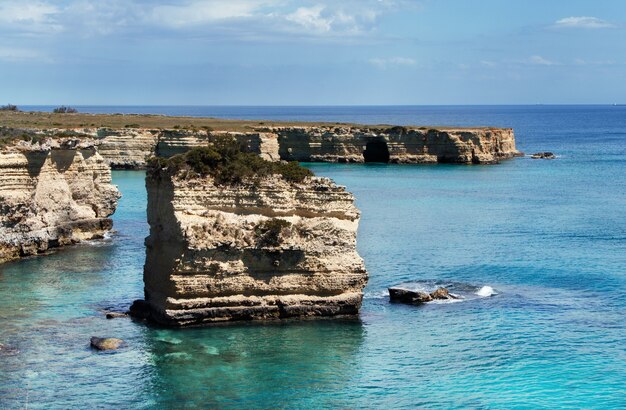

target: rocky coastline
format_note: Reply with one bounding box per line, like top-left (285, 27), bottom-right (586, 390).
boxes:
top-left (1, 111), bottom-right (522, 169)
top-left (0, 138), bottom-right (120, 264)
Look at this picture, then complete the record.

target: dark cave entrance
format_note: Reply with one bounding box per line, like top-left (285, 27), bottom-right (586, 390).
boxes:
top-left (363, 141), bottom-right (390, 163)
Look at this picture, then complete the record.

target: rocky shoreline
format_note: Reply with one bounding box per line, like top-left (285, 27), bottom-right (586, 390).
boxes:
top-left (0, 138), bottom-right (120, 264)
top-left (1, 112), bottom-right (522, 169)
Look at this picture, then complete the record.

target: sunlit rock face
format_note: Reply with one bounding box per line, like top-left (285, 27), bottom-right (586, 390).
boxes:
top-left (96, 128), bottom-right (280, 168)
top-left (274, 126), bottom-right (521, 164)
top-left (0, 140), bottom-right (120, 264)
top-left (2, 124), bottom-right (520, 169)
top-left (143, 168), bottom-right (368, 326)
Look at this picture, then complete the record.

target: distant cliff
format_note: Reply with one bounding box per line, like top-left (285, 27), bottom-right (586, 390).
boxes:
top-left (98, 125), bottom-right (521, 166)
top-left (1, 119), bottom-right (521, 169)
top-left (273, 126), bottom-right (519, 164)
top-left (141, 145), bottom-right (368, 326)
top-left (0, 139), bottom-right (120, 264)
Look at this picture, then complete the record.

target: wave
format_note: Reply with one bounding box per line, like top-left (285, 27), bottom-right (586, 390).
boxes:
top-left (476, 285), bottom-right (497, 297)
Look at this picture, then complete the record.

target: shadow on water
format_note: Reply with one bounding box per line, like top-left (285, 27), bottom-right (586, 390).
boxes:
top-left (141, 319), bottom-right (365, 408)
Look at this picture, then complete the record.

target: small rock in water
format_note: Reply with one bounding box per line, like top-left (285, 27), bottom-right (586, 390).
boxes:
top-left (430, 287), bottom-right (456, 300)
top-left (389, 286), bottom-right (459, 305)
top-left (90, 337), bottom-right (125, 351)
top-left (105, 312), bottom-right (128, 319)
top-left (128, 299), bottom-right (151, 320)
top-left (530, 152), bottom-right (556, 159)
top-left (388, 288), bottom-right (433, 304)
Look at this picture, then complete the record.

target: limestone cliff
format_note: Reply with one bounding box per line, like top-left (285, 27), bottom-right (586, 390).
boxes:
top-left (1, 123), bottom-right (520, 168)
top-left (273, 126), bottom-right (520, 164)
top-left (0, 139), bottom-right (120, 264)
top-left (142, 149), bottom-right (367, 326)
top-left (97, 125), bottom-right (519, 166)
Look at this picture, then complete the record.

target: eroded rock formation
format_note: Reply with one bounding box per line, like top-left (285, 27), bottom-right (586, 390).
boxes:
top-left (98, 125), bottom-right (520, 166)
top-left (0, 139), bottom-right (120, 264)
top-left (141, 149), bottom-right (367, 326)
top-left (2, 123), bottom-right (520, 169)
top-left (274, 126), bottom-right (520, 164)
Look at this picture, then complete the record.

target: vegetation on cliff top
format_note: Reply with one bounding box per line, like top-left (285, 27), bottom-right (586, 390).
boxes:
top-left (148, 138), bottom-right (313, 185)
top-left (0, 104), bottom-right (19, 112)
top-left (0, 111), bottom-right (497, 132)
top-left (52, 106), bottom-right (78, 114)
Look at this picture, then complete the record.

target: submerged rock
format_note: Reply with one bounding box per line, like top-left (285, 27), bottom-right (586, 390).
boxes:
top-left (530, 152), bottom-right (556, 159)
top-left (90, 337), bottom-right (124, 351)
top-left (0, 342), bottom-right (19, 355)
top-left (105, 312), bottom-right (128, 320)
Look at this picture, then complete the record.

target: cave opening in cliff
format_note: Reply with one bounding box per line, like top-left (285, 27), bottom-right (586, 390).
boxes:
top-left (363, 141), bottom-right (390, 163)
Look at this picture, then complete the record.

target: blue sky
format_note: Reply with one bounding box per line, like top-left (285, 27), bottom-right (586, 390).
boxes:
top-left (1, 0), bottom-right (625, 105)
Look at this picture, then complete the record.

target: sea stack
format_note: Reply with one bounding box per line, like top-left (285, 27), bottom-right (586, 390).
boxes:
top-left (141, 141), bottom-right (368, 326)
top-left (0, 139), bottom-right (120, 264)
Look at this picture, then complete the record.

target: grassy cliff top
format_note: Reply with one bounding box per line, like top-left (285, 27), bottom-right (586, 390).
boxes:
top-left (0, 110), bottom-right (503, 132)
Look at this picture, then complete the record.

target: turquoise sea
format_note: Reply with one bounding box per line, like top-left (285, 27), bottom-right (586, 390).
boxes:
top-left (1, 106), bottom-right (625, 408)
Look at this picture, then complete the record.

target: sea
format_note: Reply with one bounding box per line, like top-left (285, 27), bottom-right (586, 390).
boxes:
top-left (1, 105), bottom-right (625, 409)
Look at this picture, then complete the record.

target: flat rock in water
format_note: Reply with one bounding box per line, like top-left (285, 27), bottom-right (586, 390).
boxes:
top-left (530, 152), bottom-right (556, 159)
top-left (90, 337), bottom-right (124, 351)
top-left (389, 287), bottom-right (459, 305)
top-left (388, 288), bottom-right (433, 304)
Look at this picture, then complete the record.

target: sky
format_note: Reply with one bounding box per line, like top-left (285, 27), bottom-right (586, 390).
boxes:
top-left (1, 0), bottom-right (625, 105)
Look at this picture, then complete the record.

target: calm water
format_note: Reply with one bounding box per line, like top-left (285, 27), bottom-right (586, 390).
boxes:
top-left (1, 106), bottom-right (626, 408)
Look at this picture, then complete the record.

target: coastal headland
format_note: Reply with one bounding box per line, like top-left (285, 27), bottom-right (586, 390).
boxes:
top-left (0, 111), bottom-right (520, 318)
top-left (1, 111), bottom-right (522, 168)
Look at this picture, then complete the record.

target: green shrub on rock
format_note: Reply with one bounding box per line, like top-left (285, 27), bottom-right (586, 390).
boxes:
top-left (0, 104), bottom-right (19, 111)
top-left (255, 218), bottom-right (292, 247)
top-left (148, 137), bottom-right (313, 185)
top-left (52, 106), bottom-right (78, 114)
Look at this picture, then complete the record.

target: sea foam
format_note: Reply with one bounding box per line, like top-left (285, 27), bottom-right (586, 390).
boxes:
top-left (476, 286), bottom-right (497, 297)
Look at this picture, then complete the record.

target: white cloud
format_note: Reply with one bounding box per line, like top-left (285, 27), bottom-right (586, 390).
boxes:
top-left (574, 58), bottom-right (617, 66)
top-left (554, 16), bottom-right (615, 29)
top-left (0, 1), bottom-right (62, 33)
top-left (150, 0), bottom-right (276, 28)
top-left (0, 0), bottom-right (419, 40)
top-left (481, 60), bottom-right (497, 67)
top-left (0, 1), bottom-right (57, 23)
top-left (0, 47), bottom-right (51, 62)
top-left (369, 57), bottom-right (416, 69)
top-left (286, 5), bottom-right (333, 33)
top-left (528, 55), bottom-right (557, 66)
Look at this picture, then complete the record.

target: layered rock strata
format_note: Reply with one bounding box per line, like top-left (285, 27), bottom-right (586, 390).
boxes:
top-left (0, 140), bottom-right (120, 264)
top-left (2, 124), bottom-right (521, 168)
top-left (143, 169), bottom-right (368, 326)
top-left (99, 125), bottom-right (520, 165)
top-left (274, 126), bottom-right (520, 164)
